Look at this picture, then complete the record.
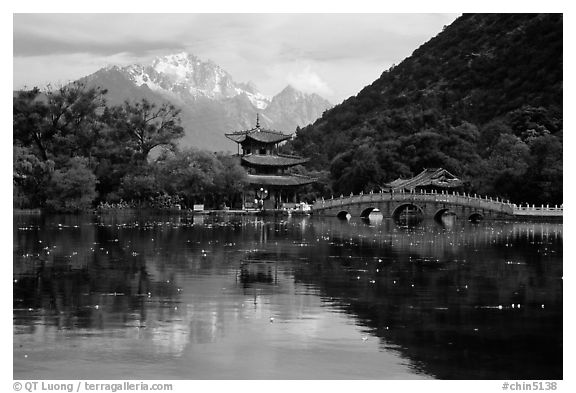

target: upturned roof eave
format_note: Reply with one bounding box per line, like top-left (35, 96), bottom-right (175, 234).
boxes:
top-left (241, 154), bottom-right (309, 167)
top-left (225, 127), bottom-right (292, 144)
top-left (246, 174), bottom-right (316, 187)
top-left (244, 133), bottom-right (291, 144)
top-left (225, 133), bottom-right (247, 143)
top-left (384, 168), bottom-right (462, 190)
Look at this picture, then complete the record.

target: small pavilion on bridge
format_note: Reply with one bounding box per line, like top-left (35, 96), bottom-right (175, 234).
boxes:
top-left (226, 115), bottom-right (315, 210)
top-left (384, 168), bottom-right (462, 193)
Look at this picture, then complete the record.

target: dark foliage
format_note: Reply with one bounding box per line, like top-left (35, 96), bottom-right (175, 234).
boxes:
top-left (13, 83), bottom-right (247, 211)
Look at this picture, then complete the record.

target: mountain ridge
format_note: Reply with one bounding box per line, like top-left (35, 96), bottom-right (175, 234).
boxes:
top-left (79, 52), bottom-right (332, 151)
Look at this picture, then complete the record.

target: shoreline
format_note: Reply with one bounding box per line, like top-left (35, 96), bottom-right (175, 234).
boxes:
top-left (13, 208), bottom-right (561, 222)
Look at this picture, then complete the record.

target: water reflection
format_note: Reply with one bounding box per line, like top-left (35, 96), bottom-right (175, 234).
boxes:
top-left (13, 213), bottom-right (562, 379)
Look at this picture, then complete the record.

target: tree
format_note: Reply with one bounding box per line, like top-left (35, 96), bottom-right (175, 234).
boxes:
top-left (90, 114), bottom-right (154, 203)
top-left (330, 142), bottom-right (383, 195)
top-left (155, 149), bottom-right (222, 207)
top-left (400, 130), bottom-right (453, 172)
top-left (13, 145), bottom-right (54, 208)
top-left (524, 134), bottom-right (563, 204)
top-left (118, 171), bottom-right (160, 204)
top-left (506, 106), bottom-right (561, 141)
top-left (109, 99), bottom-right (184, 160)
top-left (478, 119), bottom-right (513, 155)
top-left (288, 166), bottom-right (332, 202)
top-left (443, 121), bottom-right (482, 176)
top-left (213, 154), bottom-right (247, 208)
top-left (13, 88), bottom-right (50, 160)
top-left (13, 83), bottom-right (107, 162)
top-left (46, 82), bottom-right (108, 161)
top-left (477, 134), bottom-right (531, 201)
top-left (45, 157), bottom-right (98, 212)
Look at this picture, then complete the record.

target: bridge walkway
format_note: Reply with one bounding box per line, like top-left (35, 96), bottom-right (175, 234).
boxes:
top-left (311, 190), bottom-right (562, 219)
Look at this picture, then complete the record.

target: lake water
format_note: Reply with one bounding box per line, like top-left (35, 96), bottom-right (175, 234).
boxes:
top-left (13, 213), bottom-right (562, 380)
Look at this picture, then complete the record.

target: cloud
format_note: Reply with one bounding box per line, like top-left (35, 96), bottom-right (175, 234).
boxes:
top-left (287, 66), bottom-right (333, 97)
top-left (14, 31), bottom-right (185, 57)
top-left (13, 13), bottom-right (460, 102)
top-left (13, 14), bottom-right (191, 57)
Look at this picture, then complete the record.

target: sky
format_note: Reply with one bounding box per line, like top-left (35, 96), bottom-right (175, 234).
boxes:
top-left (13, 13), bottom-right (459, 104)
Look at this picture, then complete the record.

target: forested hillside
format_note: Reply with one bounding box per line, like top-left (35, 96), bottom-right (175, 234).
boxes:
top-left (289, 14), bottom-right (562, 205)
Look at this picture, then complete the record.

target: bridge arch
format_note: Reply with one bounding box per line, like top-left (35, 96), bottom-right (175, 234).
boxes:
top-left (360, 207), bottom-right (378, 218)
top-left (392, 203), bottom-right (424, 220)
top-left (434, 208), bottom-right (457, 222)
top-left (336, 210), bottom-right (351, 220)
top-left (468, 212), bottom-right (484, 222)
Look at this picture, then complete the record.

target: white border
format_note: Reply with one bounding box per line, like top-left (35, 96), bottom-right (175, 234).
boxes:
top-left (3, 2), bottom-right (573, 392)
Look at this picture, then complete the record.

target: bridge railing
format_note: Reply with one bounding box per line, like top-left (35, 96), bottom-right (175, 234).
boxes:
top-left (312, 190), bottom-right (562, 217)
top-left (512, 204), bottom-right (563, 216)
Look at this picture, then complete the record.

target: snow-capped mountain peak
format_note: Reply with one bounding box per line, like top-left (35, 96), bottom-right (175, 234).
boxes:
top-left (120, 52), bottom-right (271, 107)
top-left (80, 52), bottom-right (332, 151)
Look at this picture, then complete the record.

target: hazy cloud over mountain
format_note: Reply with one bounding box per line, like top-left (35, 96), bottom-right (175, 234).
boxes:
top-left (14, 13), bottom-right (459, 103)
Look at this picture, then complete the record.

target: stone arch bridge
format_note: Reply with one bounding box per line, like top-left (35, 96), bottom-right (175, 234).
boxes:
top-left (311, 190), bottom-right (562, 221)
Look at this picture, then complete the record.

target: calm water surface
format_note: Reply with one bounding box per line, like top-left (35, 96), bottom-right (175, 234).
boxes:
top-left (13, 213), bottom-right (562, 379)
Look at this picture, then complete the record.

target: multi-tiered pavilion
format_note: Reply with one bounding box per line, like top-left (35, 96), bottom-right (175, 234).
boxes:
top-left (226, 116), bottom-right (315, 210)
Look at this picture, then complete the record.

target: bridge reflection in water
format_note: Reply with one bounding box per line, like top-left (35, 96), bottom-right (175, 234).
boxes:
top-left (13, 214), bottom-right (562, 379)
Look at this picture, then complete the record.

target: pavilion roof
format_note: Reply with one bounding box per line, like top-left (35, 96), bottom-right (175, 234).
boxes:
top-left (385, 168), bottom-right (462, 190)
top-left (225, 126), bottom-right (291, 144)
top-left (242, 154), bottom-right (309, 168)
top-left (246, 174), bottom-right (316, 187)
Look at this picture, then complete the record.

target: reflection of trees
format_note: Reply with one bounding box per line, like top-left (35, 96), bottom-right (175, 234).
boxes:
top-left (239, 216), bottom-right (562, 379)
top-left (14, 213), bottom-right (275, 360)
top-left (213, 216), bottom-right (562, 379)
top-left (13, 214), bottom-right (176, 333)
top-left (292, 218), bottom-right (563, 379)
